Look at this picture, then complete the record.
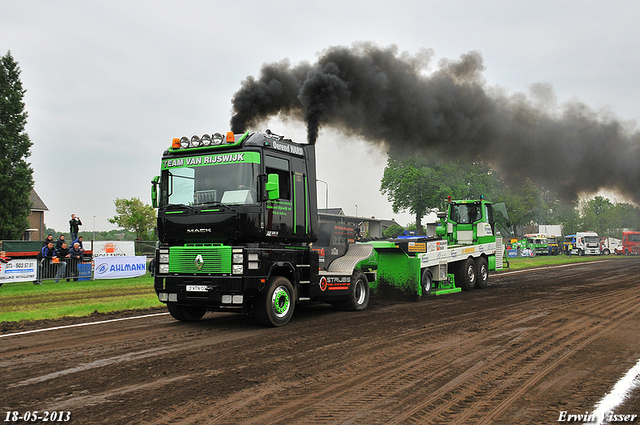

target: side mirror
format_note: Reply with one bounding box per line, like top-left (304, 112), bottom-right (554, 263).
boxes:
top-left (151, 175), bottom-right (160, 208)
top-left (265, 174), bottom-right (280, 200)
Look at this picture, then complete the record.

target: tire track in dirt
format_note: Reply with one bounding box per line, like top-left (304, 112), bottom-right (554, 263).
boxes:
top-left (392, 288), bottom-right (640, 424)
top-left (172, 276), bottom-right (640, 424)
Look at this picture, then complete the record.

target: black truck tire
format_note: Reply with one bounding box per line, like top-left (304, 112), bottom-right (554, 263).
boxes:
top-left (455, 258), bottom-right (476, 291)
top-left (332, 271), bottom-right (370, 311)
top-left (167, 303), bottom-right (207, 322)
top-left (421, 268), bottom-right (434, 296)
top-left (254, 276), bottom-right (295, 327)
top-left (474, 256), bottom-right (489, 289)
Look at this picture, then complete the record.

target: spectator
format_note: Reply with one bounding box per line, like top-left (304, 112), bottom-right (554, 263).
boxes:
top-left (40, 242), bottom-right (56, 260)
top-left (0, 251), bottom-right (11, 263)
top-left (72, 235), bottom-right (85, 253)
top-left (56, 234), bottom-right (66, 250)
top-left (43, 234), bottom-right (54, 247)
top-left (69, 214), bottom-right (82, 241)
top-left (38, 242), bottom-right (56, 283)
top-left (54, 242), bottom-right (71, 283)
top-left (69, 242), bottom-right (83, 281)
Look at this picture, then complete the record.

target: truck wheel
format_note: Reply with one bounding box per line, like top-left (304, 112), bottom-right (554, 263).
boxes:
top-left (254, 276), bottom-right (295, 327)
top-left (455, 258), bottom-right (476, 291)
top-left (421, 268), bottom-right (434, 296)
top-left (603, 249), bottom-right (610, 255)
top-left (167, 303), bottom-right (207, 322)
top-left (474, 257), bottom-right (489, 289)
top-left (332, 271), bottom-right (370, 311)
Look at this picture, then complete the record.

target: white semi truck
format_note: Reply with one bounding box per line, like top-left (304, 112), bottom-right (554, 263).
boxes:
top-left (572, 231), bottom-right (601, 256)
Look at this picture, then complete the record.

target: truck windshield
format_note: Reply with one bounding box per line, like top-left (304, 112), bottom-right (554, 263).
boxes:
top-left (161, 162), bottom-right (260, 207)
top-left (584, 236), bottom-right (599, 244)
top-left (449, 203), bottom-right (481, 224)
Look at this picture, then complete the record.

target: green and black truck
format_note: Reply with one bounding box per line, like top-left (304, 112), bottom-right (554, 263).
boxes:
top-left (151, 130), bottom-right (508, 326)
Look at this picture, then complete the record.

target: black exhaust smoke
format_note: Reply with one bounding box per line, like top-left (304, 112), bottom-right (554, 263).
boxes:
top-left (230, 43), bottom-right (640, 204)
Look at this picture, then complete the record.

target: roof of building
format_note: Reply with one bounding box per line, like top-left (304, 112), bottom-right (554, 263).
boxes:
top-left (29, 188), bottom-right (48, 211)
top-left (318, 208), bottom-right (344, 215)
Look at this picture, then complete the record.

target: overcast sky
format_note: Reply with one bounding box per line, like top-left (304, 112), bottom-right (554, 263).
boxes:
top-left (2, 0), bottom-right (640, 233)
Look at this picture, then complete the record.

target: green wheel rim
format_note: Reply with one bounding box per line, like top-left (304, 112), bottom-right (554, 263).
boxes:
top-left (272, 286), bottom-right (290, 318)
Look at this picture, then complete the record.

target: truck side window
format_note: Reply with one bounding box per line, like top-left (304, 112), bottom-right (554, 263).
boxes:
top-left (265, 155), bottom-right (291, 200)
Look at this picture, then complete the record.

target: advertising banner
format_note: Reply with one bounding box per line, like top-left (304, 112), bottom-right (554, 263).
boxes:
top-left (0, 259), bottom-right (37, 284)
top-left (94, 256), bottom-right (147, 279)
top-left (91, 241), bottom-right (136, 257)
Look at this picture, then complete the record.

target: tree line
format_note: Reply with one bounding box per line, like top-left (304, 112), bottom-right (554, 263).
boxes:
top-left (380, 151), bottom-right (640, 239)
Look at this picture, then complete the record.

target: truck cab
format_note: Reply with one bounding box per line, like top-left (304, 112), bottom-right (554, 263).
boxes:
top-left (616, 231), bottom-right (640, 255)
top-left (574, 231), bottom-right (600, 255)
top-left (522, 234), bottom-right (549, 255)
top-left (151, 131), bottom-right (372, 326)
top-left (436, 199), bottom-right (506, 246)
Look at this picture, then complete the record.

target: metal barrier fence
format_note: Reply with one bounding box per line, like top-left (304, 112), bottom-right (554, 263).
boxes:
top-left (36, 258), bottom-right (92, 283)
top-left (135, 241), bottom-right (157, 257)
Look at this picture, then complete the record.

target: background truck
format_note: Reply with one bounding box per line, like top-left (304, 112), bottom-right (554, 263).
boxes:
top-left (545, 235), bottom-right (562, 255)
top-left (615, 231), bottom-right (640, 255)
top-left (521, 234), bottom-right (549, 255)
top-left (599, 237), bottom-right (621, 255)
top-left (570, 231), bottom-right (600, 255)
top-left (151, 130), bottom-right (509, 326)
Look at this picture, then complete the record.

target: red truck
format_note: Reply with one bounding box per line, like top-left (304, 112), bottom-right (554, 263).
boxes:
top-left (615, 231), bottom-right (640, 255)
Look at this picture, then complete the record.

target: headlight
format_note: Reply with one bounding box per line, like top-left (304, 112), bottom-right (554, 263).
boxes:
top-left (232, 264), bottom-right (243, 275)
top-left (159, 264), bottom-right (169, 274)
top-left (190, 135), bottom-right (201, 147)
top-left (248, 253), bottom-right (259, 261)
top-left (232, 254), bottom-right (243, 264)
top-left (180, 136), bottom-right (190, 149)
top-left (212, 133), bottom-right (223, 145)
top-left (201, 134), bottom-right (212, 146)
top-left (159, 254), bottom-right (170, 263)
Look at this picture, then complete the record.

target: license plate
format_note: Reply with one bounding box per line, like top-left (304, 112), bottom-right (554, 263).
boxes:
top-left (186, 285), bottom-right (209, 292)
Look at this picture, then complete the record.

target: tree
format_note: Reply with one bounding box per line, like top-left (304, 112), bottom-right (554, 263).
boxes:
top-left (383, 224), bottom-right (405, 239)
top-left (380, 151), bottom-right (502, 234)
top-left (108, 198), bottom-right (157, 240)
top-left (0, 51), bottom-right (34, 239)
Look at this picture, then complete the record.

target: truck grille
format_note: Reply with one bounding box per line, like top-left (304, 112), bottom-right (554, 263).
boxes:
top-left (169, 245), bottom-right (232, 274)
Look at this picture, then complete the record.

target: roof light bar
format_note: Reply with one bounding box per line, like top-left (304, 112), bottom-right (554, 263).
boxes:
top-left (172, 132), bottom-right (238, 149)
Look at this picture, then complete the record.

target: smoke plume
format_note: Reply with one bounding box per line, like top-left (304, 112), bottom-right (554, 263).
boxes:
top-left (230, 43), bottom-right (640, 204)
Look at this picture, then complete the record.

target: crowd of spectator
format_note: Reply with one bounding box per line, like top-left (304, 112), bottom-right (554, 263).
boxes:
top-left (35, 214), bottom-right (85, 284)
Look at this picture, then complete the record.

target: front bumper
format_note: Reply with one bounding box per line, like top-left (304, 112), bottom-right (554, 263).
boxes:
top-left (154, 275), bottom-right (264, 309)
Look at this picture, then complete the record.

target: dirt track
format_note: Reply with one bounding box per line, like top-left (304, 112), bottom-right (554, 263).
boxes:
top-left (2, 258), bottom-right (640, 424)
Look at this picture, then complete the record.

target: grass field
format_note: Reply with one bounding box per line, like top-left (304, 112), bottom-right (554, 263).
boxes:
top-left (0, 254), bottom-right (626, 323)
top-left (0, 275), bottom-right (160, 323)
top-left (502, 253), bottom-right (623, 270)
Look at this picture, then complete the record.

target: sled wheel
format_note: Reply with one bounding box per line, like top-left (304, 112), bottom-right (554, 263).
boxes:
top-left (475, 257), bottom-right (489, 289)
top-left (456, 258), bottom-right (476, 291)
top-left (421, 268), bottom-right (434, 296)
